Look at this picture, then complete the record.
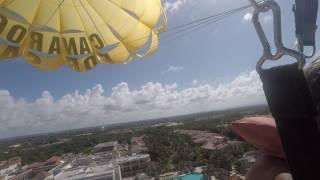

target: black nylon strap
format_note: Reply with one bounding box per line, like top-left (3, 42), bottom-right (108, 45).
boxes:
top-left (259, 63), bottom-right (320, 180)
top-left (294, 0), bottom-right (318, 46)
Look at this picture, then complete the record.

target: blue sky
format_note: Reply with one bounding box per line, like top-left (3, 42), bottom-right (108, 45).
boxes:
top-left (0, 0), bottom-right (318, 137)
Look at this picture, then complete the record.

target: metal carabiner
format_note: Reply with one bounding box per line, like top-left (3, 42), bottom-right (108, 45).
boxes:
top-left (249, 0), bottom-right (268, 12)
top-left (293, 0), bottom-right (318, 59)
top-left (250, 0), bottom-right (306, 72)
top-left (297, 38), bottom-right (316, 58)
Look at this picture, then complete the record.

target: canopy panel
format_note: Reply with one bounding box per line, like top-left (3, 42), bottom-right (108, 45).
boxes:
top-left (0, 0), bottom-right (166, 72)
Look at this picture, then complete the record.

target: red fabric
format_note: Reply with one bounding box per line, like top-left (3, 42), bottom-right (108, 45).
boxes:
top-left (232, 116), bottom-right (285, 159)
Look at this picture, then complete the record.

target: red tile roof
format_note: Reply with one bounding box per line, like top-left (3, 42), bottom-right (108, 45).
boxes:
top-left (34, 171), bottom-right (49, 178)
top-left (46, 156), bottom-right (62, 163)
top-left (29, 162), bottom-right (44, 169)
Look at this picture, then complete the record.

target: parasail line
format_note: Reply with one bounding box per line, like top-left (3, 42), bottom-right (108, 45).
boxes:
top-left (162, 10), bottom-right (247, 45)
top-left (164, 4), bottom-right (252, 33)
top-left (78, 0), bottom-right (107, 45)
top-left (150, 7), bottom-right (249, 49)
top-left (111, 3), bottom-right (253, 50)
top-left (106, 4), bottom-right (250, 58)
top-left (160, 6), bottom-right (250, 39)
top-left (44, 0), bottom-right (65, 26)
top-left (66, 2), bottom-right (252, 61)
top-left (2, 0), bottom-right (15, 7)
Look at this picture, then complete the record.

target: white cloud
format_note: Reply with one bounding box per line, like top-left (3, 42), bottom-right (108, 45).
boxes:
top-left (242, 12), bottom-right (252, 23)
top-left (192, 80), bottom-right (199, 86)
top-left (168, 66), bottom-right (184, 72)
top-left (192, 79), bottom-right (208, 86)
top-left (164, 0), bottom-right (188, 14)
top-left (162, 66), bottom-right (184, 75)
top-left (242, 12), bottom-right (272, 24)
top-left (0, 71), bottom-right (266, 138)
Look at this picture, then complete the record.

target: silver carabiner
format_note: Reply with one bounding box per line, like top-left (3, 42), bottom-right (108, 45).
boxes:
top-left (296, 38), bottom-right (316, 58)
top-left (249, 0), bottom-right (268, 12)
top-left (250, 0), bottom-right (305, 72)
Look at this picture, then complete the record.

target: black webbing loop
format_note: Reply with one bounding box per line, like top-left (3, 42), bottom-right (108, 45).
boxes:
top-left (259, 63), bottom-right (320, 180)
top-left (293, 0), bottom-right (318, 49)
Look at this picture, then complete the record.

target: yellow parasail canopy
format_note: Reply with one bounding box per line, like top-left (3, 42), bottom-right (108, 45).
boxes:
top-left (0, 0), bottom-right (166, 72)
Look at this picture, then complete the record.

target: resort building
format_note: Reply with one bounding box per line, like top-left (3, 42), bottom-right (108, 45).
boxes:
top-left (175, 130), bottom-right (228, 152)
top-left (92, 141), bottom-right (118, 153)
top-left (51, 163), bottom-right (115, 180)
top-left (9, 156), bottom-right (63, 180)
top-left (46, 153), bottom-right (117, 180)
top-left (0, 157), bottom-right (21, 179)
top-left (130, 136), bottom-right (147, 154)
top-left (117, 154), bottom-right (150, 178)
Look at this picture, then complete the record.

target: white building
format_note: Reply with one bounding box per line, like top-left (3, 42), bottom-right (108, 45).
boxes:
top-left (92, 141), bottom-right (118, 153)
top-left (52, 164), bottom-right (115, 180)
top-left (46, 153), bottom-right (118, 180)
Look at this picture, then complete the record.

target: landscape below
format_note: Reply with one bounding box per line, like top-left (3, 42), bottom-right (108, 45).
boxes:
top-left (0, 105), bottom-right (269, 180)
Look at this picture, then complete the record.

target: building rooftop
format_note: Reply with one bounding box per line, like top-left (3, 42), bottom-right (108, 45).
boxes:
top-left (92, 141), bottom-right (118, 153)
top-left (54, 164), bottom-right (114, 180)
top-left (131, 136), bottom-right (145, 146)
top-left (117, 154), bottom-right (150, 163)
top-left (33, 171), bottom-right (49, 179)
top-left (47, 156), bottom-right (62, 164)
top-left (28, 156), bottom-right (62, 170)
top-left (29, 162), bottom-right (44, 169)
top-left (5, 157), bottom-right (21, 167)
top-left (52, 153), bottom-right (116, 180)
top-left (176, 129), bottom-right (228, 151)
top-left (94, 141), bottom-right (118, 149)
top-left (201, 142), bottom-right (227, 151)
top-left (73, 158), bottom-right (92, 168)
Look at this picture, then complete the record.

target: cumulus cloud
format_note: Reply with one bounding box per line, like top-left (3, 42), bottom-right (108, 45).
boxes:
top-left (0, 71), bottom-right (266, 138)
top-left (162, 66), bottom-right (184, 75)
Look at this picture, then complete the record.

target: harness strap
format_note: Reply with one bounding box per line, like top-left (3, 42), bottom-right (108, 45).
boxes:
top-left (294, 0), bottom-right (318, 47)
top-left (259, 63), bottom-right (320, 180)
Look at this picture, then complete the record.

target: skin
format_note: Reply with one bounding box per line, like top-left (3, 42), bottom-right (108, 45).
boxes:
top-left (275, 173), bottom-right (293, 180)
top-left (246, 154), bottom-right (291, 180)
